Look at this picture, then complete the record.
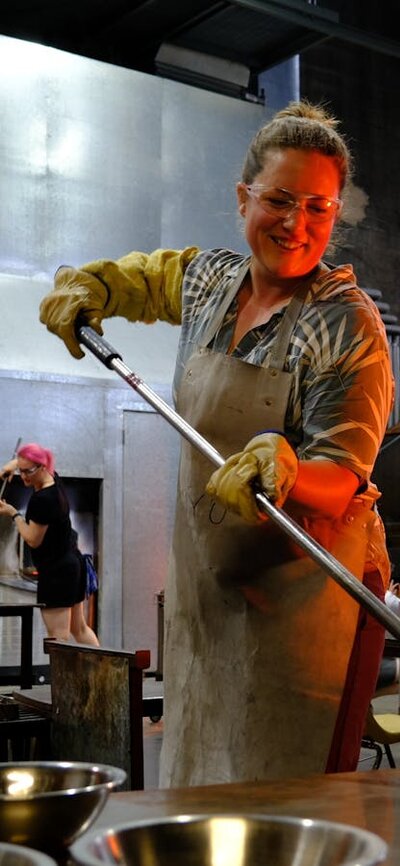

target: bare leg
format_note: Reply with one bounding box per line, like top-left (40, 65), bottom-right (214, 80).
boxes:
top-left (70, 601), bottom-right (99, 646)
top-left (41, 607), bottom-right (72, 640)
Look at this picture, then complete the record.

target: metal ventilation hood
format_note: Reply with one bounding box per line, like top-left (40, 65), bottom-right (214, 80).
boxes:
top-left (1, 1), bottom-right (400, 99)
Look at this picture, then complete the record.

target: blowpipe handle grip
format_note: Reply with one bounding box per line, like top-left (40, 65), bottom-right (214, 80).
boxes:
top-left (76, 321), bottom-right (122, 369)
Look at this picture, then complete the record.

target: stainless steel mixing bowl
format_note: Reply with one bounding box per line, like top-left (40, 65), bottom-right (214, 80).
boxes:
top-left (0, 761), bottom-right (126, 854)
top-left (71, 814), bottom-right (388, 866)
top-left (0, 843), bottom-right (57, 866)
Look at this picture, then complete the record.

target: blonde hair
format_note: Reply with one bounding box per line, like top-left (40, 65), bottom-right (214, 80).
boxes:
top-left (242, 99), bottom-right (352, 193)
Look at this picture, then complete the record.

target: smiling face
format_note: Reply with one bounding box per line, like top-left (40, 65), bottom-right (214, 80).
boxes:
top-left (237, 147), bottom-right (341, 284)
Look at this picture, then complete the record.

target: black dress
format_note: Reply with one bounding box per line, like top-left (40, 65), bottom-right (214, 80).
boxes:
top-left (25, 473), bottom-right (86, 608)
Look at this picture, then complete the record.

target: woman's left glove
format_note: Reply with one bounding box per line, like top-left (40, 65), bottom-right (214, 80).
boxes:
top-left (206, 432), bottom-right (298, 524)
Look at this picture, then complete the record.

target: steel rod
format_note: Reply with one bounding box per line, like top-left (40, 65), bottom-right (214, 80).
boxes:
top-left (78, 324), bottom-right (400, 639)
top-left (0, 436), bottom-right (22, 498)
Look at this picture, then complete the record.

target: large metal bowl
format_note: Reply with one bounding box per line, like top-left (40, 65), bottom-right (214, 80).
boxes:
top-left (71, 814), bottom-right (387, 866)
top-left (0, 761), bottom-right (126, 854)
top-left (0, 843), bottom-right (56, 866)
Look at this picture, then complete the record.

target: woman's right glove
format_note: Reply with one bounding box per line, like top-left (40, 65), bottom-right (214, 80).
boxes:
top-left (206, 432), bottom-right (298, 524)
top-left (39, 247), bottom-right (199, 358)
top-left (39, 266), bottom-right (110, 359)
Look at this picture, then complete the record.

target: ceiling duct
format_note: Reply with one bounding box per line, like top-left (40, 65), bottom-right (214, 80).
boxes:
top-left (155, 43), bottom-right (259, 101)
top-left (230, 0), bottom-right (400, 59)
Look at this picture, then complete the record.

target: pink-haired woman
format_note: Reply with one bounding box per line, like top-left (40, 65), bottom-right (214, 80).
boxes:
top-left (0, 443), bottom-right (99, 645)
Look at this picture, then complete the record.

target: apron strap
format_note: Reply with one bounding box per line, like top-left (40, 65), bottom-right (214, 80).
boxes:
top-left (269, 282), bottom-right (310, 371)
top-left (201, 259), bottom-right (251, 346)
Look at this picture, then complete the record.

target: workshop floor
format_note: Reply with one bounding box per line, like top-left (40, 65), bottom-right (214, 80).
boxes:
top-left (143, 718), bottom-right (163, 789)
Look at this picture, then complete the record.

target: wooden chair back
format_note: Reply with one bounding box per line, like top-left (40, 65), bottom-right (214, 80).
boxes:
top-left (44, 639), bottom-right (150, 790)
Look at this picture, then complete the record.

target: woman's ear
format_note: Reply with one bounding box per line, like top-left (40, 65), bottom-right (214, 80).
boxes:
top-left (236, 182), bottom-right (247, 217)
top-left (335, 199), bottom-right (344, 223)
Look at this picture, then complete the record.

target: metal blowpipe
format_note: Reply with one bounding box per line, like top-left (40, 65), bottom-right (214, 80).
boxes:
top-left (0, 437), bottom-right (22, 499)
top-left (77, 323), bottom-right (400, 640)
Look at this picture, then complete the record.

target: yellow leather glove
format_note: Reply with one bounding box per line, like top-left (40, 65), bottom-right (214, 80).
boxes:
top-left (39, 266), bottom-right (109, 359)
top-left (39, 247), bottom-right (200, 359)
top-left (206, 433), bottom-right (298, 524)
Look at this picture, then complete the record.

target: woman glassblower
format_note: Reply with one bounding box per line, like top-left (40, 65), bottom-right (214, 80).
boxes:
top-left (0, 443), bottom-right (99, 646)
top-left (39, 100), bottom-right (393, 784)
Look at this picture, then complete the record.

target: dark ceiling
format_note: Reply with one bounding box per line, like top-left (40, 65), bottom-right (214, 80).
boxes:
top-left (2, 1), bottom-right (400, 101)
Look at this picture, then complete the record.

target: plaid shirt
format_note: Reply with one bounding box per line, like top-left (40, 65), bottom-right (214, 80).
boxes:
top-left (174, 248), bottom-right (393, 486)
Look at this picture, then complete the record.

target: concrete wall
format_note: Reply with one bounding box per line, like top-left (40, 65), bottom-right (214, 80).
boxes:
top-left (300, 41), bottom-right (400, 316)
top-left (299, 33), bottom-right (400, 543)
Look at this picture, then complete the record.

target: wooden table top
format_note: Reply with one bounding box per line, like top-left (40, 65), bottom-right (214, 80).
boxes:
top-left (12, 685), bottom-right (52, 716)
top-left (12, 677), bottom-right (164, 718)
top-left (0, 584), bottom-right (39, 605)
top-left (89, 770), bottom-right (400, 865)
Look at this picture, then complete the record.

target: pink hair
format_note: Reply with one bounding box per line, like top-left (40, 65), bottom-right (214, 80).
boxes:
top-left (18, 443), bottom-right (55, 475)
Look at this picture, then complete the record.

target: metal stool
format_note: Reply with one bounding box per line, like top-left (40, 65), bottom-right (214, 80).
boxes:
top-left (361, 683), bottom-right (400, 769)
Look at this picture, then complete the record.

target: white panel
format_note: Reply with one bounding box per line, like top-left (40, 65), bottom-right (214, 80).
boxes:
top-left (122, 410), bottom-right (180, 664)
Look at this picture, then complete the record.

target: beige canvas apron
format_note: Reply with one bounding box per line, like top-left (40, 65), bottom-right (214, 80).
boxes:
top-left (159, 263), bottom-right (387, 788)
